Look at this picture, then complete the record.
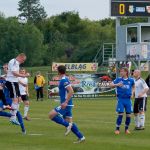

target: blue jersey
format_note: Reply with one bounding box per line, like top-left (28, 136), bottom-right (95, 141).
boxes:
top-left (113, 77), bottom-right (135, 98)
top-left (59, 76), bottom-right (73, 106)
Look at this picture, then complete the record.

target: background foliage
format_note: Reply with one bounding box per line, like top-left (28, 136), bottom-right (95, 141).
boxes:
top-left (0, 0), bottom-right (148, 66)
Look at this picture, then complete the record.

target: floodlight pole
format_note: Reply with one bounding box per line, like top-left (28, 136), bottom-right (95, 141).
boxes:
top-left (116, 17), bottom-right (120, 77)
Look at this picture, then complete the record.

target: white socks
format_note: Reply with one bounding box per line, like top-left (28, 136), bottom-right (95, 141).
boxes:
top-left (24, 106), bottom-right (29, 117)
top-left (139, 114), bottom-right (145, 127)
top-left (10, 102), bottom-right (19, 120)
top-left (135, 114), bottom-right (145, 127)
top-left (134, 115), bottom-right (140, 127)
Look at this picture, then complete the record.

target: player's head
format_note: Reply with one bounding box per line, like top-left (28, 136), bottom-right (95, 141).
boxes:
top-left (133, 69), bottom-right (141, 78)
top-left (120, 67), bottom-right (129, 78)
top-left (57, 65), bottom-right (66, 75)
top-left (16, 53), bottom-right (26, 64)
top-left (20, 68), bottom-right (26, 74)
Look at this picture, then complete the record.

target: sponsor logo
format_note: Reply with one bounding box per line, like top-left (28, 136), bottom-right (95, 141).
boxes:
top-left (136, 7), bottom-right (146, 13)
top-left (129, 5), bottom-right (134, 13)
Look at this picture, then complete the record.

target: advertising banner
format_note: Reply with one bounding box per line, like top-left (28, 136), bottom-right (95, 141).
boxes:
top-left (127, 43), bottom-right (150, 60)
top-left (52, 63), bottom-right (98, 72)
top-left (48, 73), bottom-right (115, 98)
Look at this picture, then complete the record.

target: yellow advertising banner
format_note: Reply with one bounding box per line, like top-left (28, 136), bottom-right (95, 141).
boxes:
top-left (52, 63), bottom-right (98, 72)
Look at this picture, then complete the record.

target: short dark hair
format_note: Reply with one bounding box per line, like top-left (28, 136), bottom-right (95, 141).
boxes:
top-left (57, 65), bottom-right (66, 74)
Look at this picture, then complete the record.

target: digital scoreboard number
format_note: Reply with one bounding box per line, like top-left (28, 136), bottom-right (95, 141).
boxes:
top-left (111, 0), bottom-right (150, 16)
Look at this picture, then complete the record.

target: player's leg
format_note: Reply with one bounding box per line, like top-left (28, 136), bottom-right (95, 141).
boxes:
top-left (124, 99), bottom-right (132, 134)
top-left (115, 99), bottom-right (124, 134)
top-left (16, 111), bottom-right (26, 134)
top-left (133, 98), bottom-right (140, 129)
top-left (49, 106), bottom-right (70, 127)
top-left (139, 97), bottom-right (147, 129)
top-left (22, 95), bottom-right (30, 120)
top-left (65, 107), bottom-right (85, 143)
top-left (125, 113), bottom-right (131, 134)
top-left (64, 107), bottom-right (73, 136)
top-left (72, 123), bottom-right (85, 144)
top-left (5, 81), bottom-right (20, 125)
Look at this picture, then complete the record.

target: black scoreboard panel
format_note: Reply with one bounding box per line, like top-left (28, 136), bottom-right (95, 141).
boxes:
top-left (111, 0), bottom-right (150, 16)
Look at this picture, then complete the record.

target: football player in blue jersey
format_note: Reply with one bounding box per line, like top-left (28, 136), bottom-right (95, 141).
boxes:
top-left (110, 67), bottom-right (135, 135)
top-left (1, 64), bottom-right (26, 134)
top-left (0, 79), bottom-right (12, 117)
top-left (49, 65), bottom-right (85, 143)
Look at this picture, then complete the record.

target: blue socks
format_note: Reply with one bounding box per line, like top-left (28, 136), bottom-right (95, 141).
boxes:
top-left (52, 115), bottom-right (69, 127)
top-left (0, 111), bottom-right (12, 117)
top-left (116, 115), bottom-right (131, 131)
top-left (51, 115), bottom-right (84, 139)
top-left (16, 111), bottom-right (26, 132)
top-left (116, 115), bottom-right (123, 130)
top-left (125, 116), bottom-right (131, 131)
top-left (71, 123), bottom-right (83, 139)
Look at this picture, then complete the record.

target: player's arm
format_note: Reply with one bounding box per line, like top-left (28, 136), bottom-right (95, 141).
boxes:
top-left (9, 61), bottom-right (30, 77)
top-left (109, 81), bottom-right (123, 88)
top-left (131, 84), bottom-right (135, 98)
top-left (18, 80), bottom-right (27, 87)
top-left (65, 85), bottom-right (74, 103)
top-left (12, 71), bottom-right (30, 78)
top-left (61, 85), bottom-right (74, 109)
top-left (26, 85), bottom-right (29, 96)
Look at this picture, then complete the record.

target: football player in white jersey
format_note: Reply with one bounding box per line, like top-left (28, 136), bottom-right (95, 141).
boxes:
top-left (5, 53), bottom-right (30, 125)
top-left (18, 68), bottom-right (30, 121)
top-left (133, 70), bottom-right (149, 130)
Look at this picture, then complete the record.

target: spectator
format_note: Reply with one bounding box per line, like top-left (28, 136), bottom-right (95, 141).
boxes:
top-left (34, 71), bottom-right (45, 101)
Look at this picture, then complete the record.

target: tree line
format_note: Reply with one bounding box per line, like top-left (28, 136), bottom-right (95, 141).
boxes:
top-left (0, 0), bottom-right (148, 66)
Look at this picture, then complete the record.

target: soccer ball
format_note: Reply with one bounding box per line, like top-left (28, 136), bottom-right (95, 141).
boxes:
top-left (18, 16), bottom-right (27, 24)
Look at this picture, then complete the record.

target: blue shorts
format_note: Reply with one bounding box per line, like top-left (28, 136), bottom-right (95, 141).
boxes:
top-left (116, 98), bottom-right (133, 113)
top-left (55, 105), bottom-right (73, 118)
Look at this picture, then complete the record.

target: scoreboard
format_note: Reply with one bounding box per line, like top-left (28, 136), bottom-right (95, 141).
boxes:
top-left (111, 0), bottom-right (150, 16)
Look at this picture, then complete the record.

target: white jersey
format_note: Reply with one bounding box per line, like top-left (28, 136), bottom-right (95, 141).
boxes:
top-left (18, 77), bottom-right (28, 95)
top-left (135, 78), bottom-right (149, 98)
top-left (6, 58), bottom-right (20, 82)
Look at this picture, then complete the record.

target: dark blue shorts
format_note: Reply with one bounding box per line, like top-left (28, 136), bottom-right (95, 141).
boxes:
top-left (116, 98), bottom-right (133, 113)
top-left (55, 105), bottom-right (73, 118)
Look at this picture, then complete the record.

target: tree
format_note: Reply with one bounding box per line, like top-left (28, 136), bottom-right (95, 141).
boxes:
top-left (18, 0), bottom-right (47, 23)
top-left (0, 17), bottom-right (46, 66)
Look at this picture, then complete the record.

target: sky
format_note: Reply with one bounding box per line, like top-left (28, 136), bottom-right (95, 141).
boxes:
top-left (0, 0), bottom-right (110, 20)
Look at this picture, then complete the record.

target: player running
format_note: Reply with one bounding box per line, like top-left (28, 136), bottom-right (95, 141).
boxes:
top-left (49, 65), bottom-right (85, 143)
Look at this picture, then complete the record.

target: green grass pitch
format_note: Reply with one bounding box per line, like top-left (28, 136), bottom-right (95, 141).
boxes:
top-left (0, 97), bottom-right (150, 150)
